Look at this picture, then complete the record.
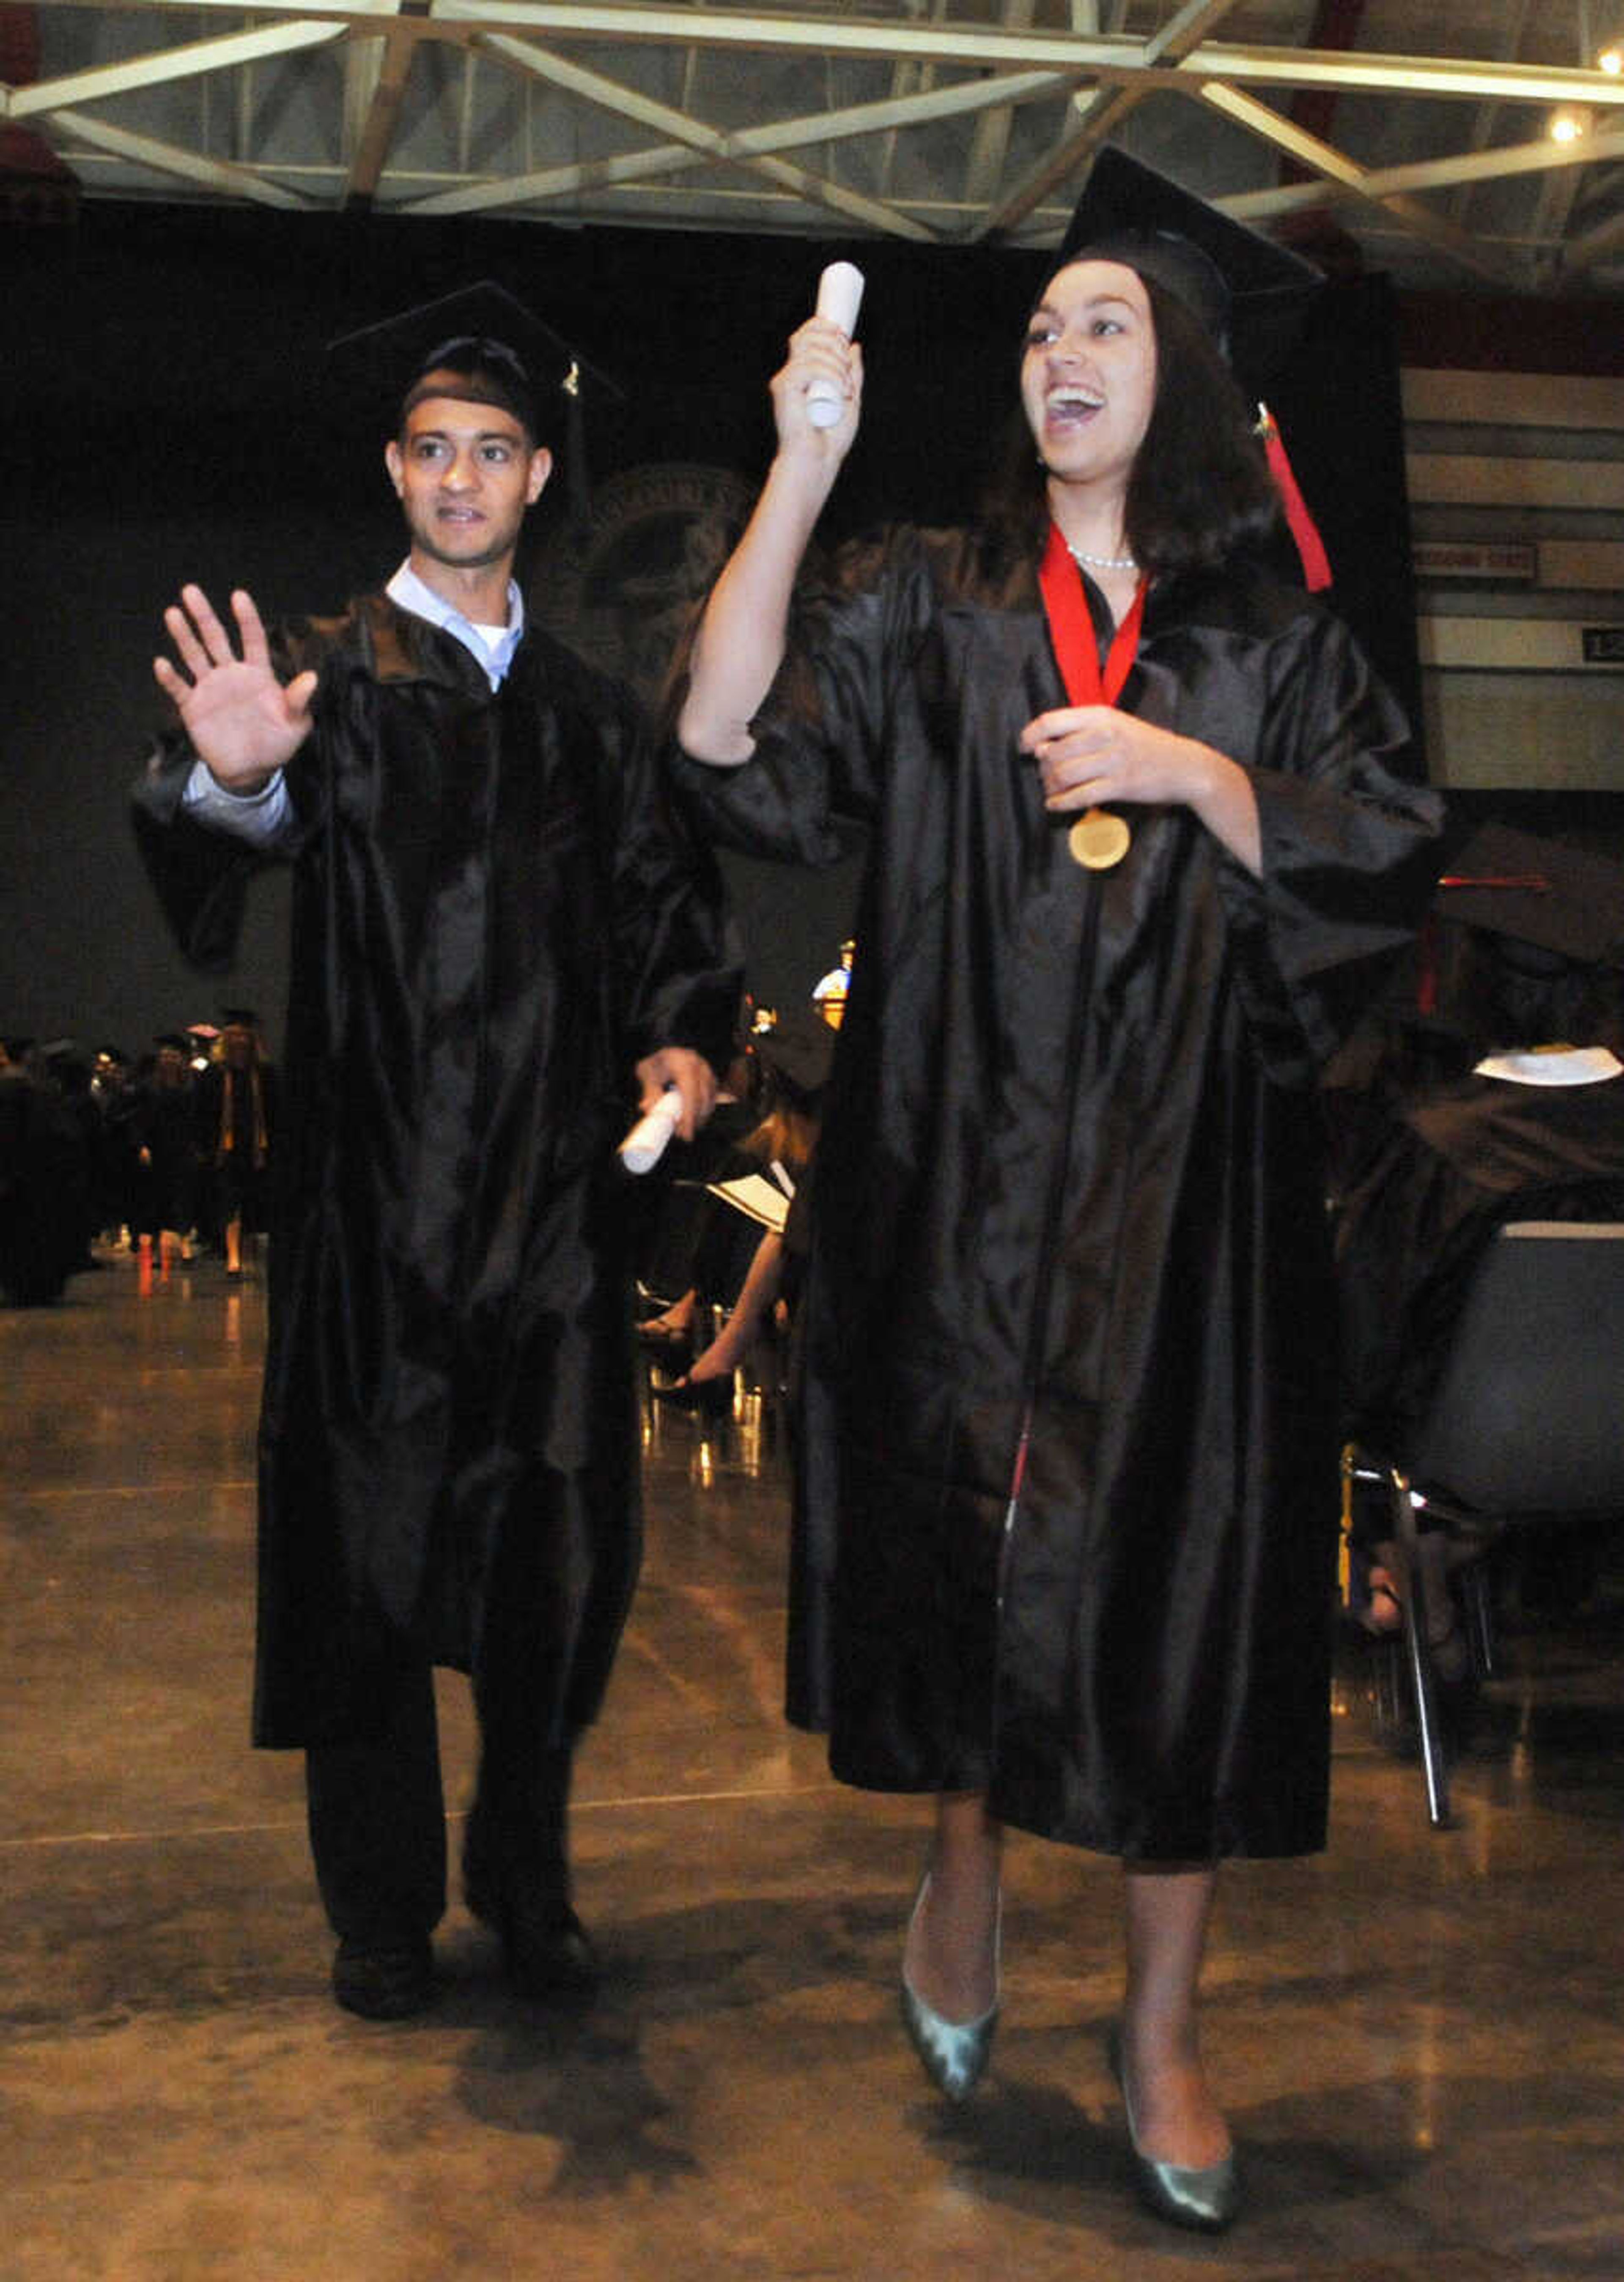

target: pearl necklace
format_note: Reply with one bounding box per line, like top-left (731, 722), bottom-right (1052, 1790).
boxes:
top-left (1066, 539), bottom-right (1138, 574)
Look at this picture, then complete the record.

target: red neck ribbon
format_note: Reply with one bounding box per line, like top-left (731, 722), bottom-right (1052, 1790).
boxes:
top-left (1038, 521), bottom-right (1148, 708)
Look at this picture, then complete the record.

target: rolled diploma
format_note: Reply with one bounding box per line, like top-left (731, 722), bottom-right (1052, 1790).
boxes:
top-left (618, 1086), bottom-right (683, 1175)
top-left (807, 261), bottom-right (865, 429)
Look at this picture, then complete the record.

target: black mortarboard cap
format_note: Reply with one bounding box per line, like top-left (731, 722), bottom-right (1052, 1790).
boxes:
top-left (1057, 147), bottom-right (1322, 399)
top-left (219, 1007), bottom-right (260, 1028)
top-left (1058, 145), bottom-right (1334, 587)
top-left (155, 1032), bottom-right (189, 1054)
top-left (325, 281), bottom-right (621, 525)
top-left (756, 1009), bottom-right (835, 1107)
top-left (1436, 824), bottom-right (1624, 968)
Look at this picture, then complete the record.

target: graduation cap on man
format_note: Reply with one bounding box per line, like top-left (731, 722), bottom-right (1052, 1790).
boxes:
top-left (324, 281), bottom-right (622, 530)
top-left (1058, 147), bottom-right (1332, 590)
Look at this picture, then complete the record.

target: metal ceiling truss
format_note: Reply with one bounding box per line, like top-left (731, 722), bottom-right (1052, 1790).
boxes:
top-left (7, 2), bottom-right (1624, 291)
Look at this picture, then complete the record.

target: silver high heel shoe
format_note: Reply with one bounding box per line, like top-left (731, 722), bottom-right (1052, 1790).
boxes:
top-left (899, 1872), bottom-right (1000, 2102)
top-left (1107, 2024), bottom-right (1240, 2234)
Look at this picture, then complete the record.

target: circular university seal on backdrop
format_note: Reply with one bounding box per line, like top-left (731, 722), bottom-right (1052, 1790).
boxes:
top-left (527, 463), bottom-right (758, 708)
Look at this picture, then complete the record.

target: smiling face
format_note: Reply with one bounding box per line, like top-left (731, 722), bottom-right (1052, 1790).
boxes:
top-left (384, 383), bottom-right (551, 592)
top-left (1020, 258), bottom-right (1158, 510)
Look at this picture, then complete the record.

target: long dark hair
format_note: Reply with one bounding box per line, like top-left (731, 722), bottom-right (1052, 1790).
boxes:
top-left (980, 265), bottom-right (1283, 579)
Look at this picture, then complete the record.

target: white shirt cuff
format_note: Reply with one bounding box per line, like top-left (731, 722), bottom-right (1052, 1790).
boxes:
top-left (181, 760), bottom-right (294, 847)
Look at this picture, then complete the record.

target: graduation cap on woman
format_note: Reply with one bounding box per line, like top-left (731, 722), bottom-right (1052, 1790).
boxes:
top-left (1059, 147), bottom-right (1332, 589)
top-left (1409, 823), bottom-right (1624, 1047)
top-left (324, 281), bottom-right (622, 529)
top-left (1436, 824), bottom-right (1624, 970)
top-left (755, 1008), bottom-right (835, 1109)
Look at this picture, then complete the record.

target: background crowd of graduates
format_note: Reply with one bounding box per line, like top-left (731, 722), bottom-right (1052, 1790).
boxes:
top-left (0, 1013), bottom-right (275, 1304)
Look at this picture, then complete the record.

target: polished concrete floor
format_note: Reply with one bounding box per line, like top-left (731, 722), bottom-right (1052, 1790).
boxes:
top-left (5, 1251), bottom-right (1624, 2282)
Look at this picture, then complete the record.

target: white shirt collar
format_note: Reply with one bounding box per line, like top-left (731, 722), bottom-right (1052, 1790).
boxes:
top-left (385, 560), bottom-right (525, 688)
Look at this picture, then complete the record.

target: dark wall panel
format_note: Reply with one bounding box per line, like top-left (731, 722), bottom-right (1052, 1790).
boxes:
top-left (2, 204), bottom-right (1419, 1056)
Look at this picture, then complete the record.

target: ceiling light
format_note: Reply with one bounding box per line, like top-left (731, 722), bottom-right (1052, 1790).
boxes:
top-left (1550, 109), bottom-right (1587, 142)
top-left (1600, 45), bottom-right (1624, 75)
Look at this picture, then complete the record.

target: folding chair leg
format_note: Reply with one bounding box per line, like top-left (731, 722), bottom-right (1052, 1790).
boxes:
top-left (1388, 1470), bottom-right (1454, 1829)
top-left (1460, 1561), bottom-right (1496, 1680)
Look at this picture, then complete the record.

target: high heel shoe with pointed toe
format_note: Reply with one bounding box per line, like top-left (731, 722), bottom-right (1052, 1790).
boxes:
top-left (650, 1373), bottom-right (732, 1418)
top-left (898, 1873), bottom-right (1000, 2102)
top-left (1106, 2025), bottom-right (1240, 2234)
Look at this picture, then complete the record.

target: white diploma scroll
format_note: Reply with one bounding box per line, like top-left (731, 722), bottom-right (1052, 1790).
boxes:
top-left (807, 261), bottom-right (866, 430)
top-left (618, 1086), bottom-right (683, 1175)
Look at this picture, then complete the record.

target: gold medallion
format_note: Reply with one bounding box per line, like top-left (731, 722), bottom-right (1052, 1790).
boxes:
top-left (1067, 808), bottom-right (1132, 871)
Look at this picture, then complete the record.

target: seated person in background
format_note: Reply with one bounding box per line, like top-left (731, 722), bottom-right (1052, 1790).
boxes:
top-left (654, 1010), bottom-right (830, 1413)
top-left (635, 1024), bottom-right (764, 1355)
top-left (1333, 827), bottom-right (1624, 1662)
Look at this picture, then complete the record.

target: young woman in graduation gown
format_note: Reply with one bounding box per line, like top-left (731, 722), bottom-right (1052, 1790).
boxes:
top-left (672, 201), bottom-right (1443, 2229)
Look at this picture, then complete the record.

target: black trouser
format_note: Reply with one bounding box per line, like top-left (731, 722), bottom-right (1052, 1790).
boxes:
top-left (304, 1649), bottom-right (573, 1947)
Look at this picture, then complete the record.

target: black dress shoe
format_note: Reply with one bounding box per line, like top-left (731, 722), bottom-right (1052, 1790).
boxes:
top-left (463, 1839), bottom-right (599, 1999)
top-left (499, 1901), bottom-right (601, 1999)
top-left (332, 1934), bottom-right (437, 2021)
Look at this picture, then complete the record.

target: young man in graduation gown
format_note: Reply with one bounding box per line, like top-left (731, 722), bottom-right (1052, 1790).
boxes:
top-left (132, 290), bottom-right (740, 2019)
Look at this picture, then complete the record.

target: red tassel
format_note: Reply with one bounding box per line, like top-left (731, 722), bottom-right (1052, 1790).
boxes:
top-left (1259, 404), bottom-right (1333, 592)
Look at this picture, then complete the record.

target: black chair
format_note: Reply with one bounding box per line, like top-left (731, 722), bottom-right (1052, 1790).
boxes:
top-left (1347, 1221), bottom-right (1624, 1827)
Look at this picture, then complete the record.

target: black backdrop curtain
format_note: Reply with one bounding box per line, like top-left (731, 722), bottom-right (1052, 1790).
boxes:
top-left (0, 205), bottom-right (1421, 1051)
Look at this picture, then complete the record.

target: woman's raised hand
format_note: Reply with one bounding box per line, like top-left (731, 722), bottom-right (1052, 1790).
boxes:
top-left (770, 315), bottom-right (864, 464)
top-left (675, 311), bottom-right (861, 764)
top-left (154, 584), bottom-right (317, 790)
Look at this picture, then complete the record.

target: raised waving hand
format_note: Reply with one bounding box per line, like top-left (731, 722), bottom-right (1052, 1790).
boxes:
top-left (154, 584), bottom-right (317, 791)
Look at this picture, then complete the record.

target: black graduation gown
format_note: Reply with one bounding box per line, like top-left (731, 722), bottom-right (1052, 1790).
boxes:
top-left (0, 1070), bottom-right (89, 1305)
top-left (121, 1075), bottom-right (199, 1238)
top-left (134, 598), bottom-right (739, 1749)
top-left (1336, 1071), bottom-right (1624, 1453)
top-left (672, 527), bottom-right (1443, 1862)
top-left (194, 1054), bottom-right (277, 1226)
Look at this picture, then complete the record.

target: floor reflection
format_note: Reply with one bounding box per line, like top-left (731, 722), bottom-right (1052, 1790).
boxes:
top-left (4, 1244), bottom-right (1624, 2279)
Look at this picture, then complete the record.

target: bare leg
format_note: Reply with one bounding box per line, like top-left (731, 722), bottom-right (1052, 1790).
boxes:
top-left (903, 1790), bottom-right (1002, 2022)
top-left (642, 1288), bottom-right (696, 1336)
top-left (1373, 1532), bottom-right (1468, 1678)
top-left (1119, 1865), bottom-right (1230, 2167)
top-left (687, 1234), bottom-right (785, 1384)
